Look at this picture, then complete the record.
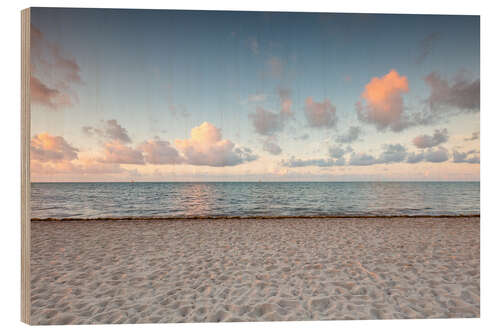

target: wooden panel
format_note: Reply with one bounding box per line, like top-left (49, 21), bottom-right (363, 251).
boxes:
top-left (21, 7), bottom-right (31, 325)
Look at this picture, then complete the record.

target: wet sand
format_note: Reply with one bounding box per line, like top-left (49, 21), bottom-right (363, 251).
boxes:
top-left (30, 217), bottom-right (480, 324)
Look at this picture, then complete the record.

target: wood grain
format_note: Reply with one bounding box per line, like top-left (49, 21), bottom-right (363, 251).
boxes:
top-left (21, 7), bottom-right (31, 325)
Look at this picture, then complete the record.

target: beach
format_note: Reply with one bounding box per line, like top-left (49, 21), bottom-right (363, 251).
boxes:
top-left (30, 216), bottom-right (480, 324)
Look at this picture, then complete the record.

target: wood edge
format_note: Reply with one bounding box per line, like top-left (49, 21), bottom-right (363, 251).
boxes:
top-left (21, 7), bottom-right (31, 325)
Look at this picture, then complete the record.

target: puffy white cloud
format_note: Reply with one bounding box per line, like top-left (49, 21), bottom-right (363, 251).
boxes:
top-left (304, 97), bottom-right (338, 128)
top-left (357, 69), bottom-right (409, 132)
top-left (412, 128), bottom-right (449, 149)
top-left (175, 122), bottom-right (257, 167)
top-left (31, 133), bottom-right (78, 162)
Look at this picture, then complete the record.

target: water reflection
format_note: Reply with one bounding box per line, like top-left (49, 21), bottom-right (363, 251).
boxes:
top-left (31, 182), bottom-right (480, 219)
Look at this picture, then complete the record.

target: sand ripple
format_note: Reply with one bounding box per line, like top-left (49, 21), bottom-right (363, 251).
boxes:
top-left (30, 217), bottom-right (479, 324)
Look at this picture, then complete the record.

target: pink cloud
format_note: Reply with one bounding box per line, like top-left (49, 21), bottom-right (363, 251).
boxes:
top-left (357, 69), bottom-right (409, 131)
top-left (304, 97), bottom-right (338, 128)
top-left (100, 141), bottom-right (145, 165)
top-left (138, 138), bottom-right (184, 164)
top-left (175, 122), bottom-right (257, 167)
top-left (31, 159), bottom-right (125, 176)
top-left (30, 25), bottom-right (82, 110)
top-left (31, 133), bottom-right (78, 162)
top-left (249, 107), bottom-right (284, 136)
top-left (30, 76), bottom-right (72, 110)
top-left (278, 88), bottom-right (293, 116)
top-left (249, 89), bottom-right (293, 137)
top-left (412, 128), bottom-right (449, 149)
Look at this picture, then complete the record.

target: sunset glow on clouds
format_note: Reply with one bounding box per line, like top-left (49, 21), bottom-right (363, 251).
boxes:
top-left (357, 70), bottom-right (409, 132)
top-left (29, 9), bottom-right (479, 182)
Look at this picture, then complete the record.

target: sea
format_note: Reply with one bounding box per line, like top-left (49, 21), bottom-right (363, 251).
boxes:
top-left (30, 182), bottom-right (480, 220)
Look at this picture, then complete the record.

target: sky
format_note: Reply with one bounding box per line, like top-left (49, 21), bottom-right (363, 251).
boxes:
top-left (29, 8), bottom-right (480, 182)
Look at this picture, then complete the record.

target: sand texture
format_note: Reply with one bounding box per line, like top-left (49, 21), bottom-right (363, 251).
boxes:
top-left (30, 217), bottom-right (480, 324)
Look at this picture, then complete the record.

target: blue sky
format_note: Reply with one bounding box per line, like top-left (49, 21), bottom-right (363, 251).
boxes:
top-left (29, 8), bottom-right (480, 181)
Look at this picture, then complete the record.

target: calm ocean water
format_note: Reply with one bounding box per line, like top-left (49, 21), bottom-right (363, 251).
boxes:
top-left (30, 182), bottom-right (480, 219)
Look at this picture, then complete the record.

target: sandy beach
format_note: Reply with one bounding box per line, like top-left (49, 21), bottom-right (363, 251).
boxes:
top-left (30, 217), bottom-right (479, 325)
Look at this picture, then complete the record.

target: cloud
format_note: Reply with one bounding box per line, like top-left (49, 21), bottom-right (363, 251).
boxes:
top-left (328, 145), bottom-right (352, 159)
top-left (30, 76), bottom-right (72, 110)
top-left (30, 25), bottom-right (82, 110)
top-left (82, 126), bottom-right (95, 136)
top-left (453, 150), bottom-right (480, 164)
top-left (31, 25), bottom-right (82, 85)
top-left (464, 131), bottom-right (480, 141)
top-left (175, 122), bottom-right (257, 167)
top-left (336, 126), bottom-right (362, 143)
top-left (424, 72), bottom-right (480, 113)
top-left (349, 152), bottom-right (378, 166)
top-left (304, 97), bottom-right (338, 128)
top-left (407, 147), bottom-right (449, 164)
top-left (424, 147), bottom-right (449, 163)
top-left (278, 88), bottom-right (293, 116)
top-left (412, 128), bottom-right (449, 148)
top-left (348, 144), bottom-right (407, 166)
top-left (262, 139), bottom-right (282, 155)
top-left (103, 120), bottom-right (132, 143)
top-left (249, 107), bottom-right (285, 136)
top-left (416, 32), bottom-right (440, 64)
top-left (100, 141), bottom-right (145, 164)
top-left (82, 119), bottom-right (132, 143)
top-left (281, 156), bottom-right (339, 168)
top-left (357, 69), bottom-right (409, 132)
top-left (249, 88), bottom-right (293, 137)
top-left (31, 159), bottom-right (126, 176)
top-left (138, 138), bottom-right (184, 164)
top-left (30, 133), bottom-right (79, 162)
top-left (378, 144), bottom-right (408, 163)
top-left (406, 152), bottom-right (425, 164)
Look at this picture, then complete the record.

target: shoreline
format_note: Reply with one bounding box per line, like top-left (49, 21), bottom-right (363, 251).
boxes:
top-left (30, 216), bottom-right (479, 324)
top-left (31, 214), bottom-right (480, 222)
